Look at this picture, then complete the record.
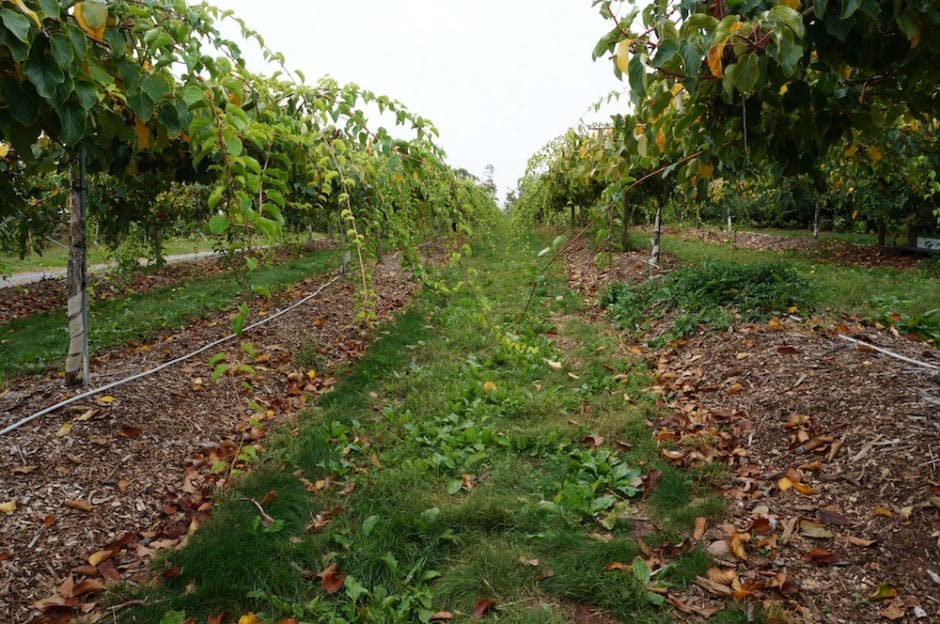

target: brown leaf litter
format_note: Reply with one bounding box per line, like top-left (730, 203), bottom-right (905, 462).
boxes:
top-left (560, 238), bottom-right (939, 623)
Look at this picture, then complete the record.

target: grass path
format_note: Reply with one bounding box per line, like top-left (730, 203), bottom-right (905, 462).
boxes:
top-left (0, 248), bottom-right (338, 381)
top-left (116, 227), bottom-right (740, 624)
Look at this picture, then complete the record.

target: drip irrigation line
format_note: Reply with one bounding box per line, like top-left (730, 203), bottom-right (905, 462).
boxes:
top-left (0, 274), bottom-right (344, 437)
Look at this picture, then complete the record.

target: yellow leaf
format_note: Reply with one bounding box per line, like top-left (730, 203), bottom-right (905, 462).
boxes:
top-left (909, 29), bottom-right (920, 48)
top-left (0, 500), bottom-right (16, 514)
top-left (697, 160), bottom-right (714, 179)
top-left (867, 146), bottom-right (882, 164)
top-left (56, 422), bottom-right (72, 437)
top-left (778, 0), bottom-right (800, 9)
top-left (239, 614), bottom-right (260, 624)
top-left (778, 83), bottom-right (788, 95)
top-left (544, 359), bottom-right (563, 372)
top-left (74, 2), bottom-right (107, 42)
top-left (12, 0), bottom-right (42, 28)
top-left (615, 39), bottom-right (632, 74)
top-left (306, 369), bottom-right (317, 380)
top-left (655, 130), bottom-right (665, 153)
top-left (482, 381), bottom-right (496, 393)
top-left (0, 143), bottom-right (9, 158)
top-left (98, 395), bottom-right (114, 405)
top-left (792, 481), bottom-right (814, 495)
top-left (778, 476), bottom-right (794, 491)
top-left (843, 143), bottom-right (859, 157)
top-left (88, 549), bottom-right (113, 566)
top-left (135, 118), bottom-right (151, 151)
top-left (707, 41), bottom-right (727, 78)
top-left (868, 584), bottom-right (897, 602)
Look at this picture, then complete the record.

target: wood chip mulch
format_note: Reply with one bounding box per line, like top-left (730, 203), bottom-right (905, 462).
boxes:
top-left (0, 250), bottom-right (424, 624)
top-left (561, 241), bottom-right (940, 623)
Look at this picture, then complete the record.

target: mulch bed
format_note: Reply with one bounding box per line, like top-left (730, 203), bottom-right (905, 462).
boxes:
top-left (0, 241), bottom-right (334, 326)
top-left (0, 248), bottom-right (427, 624)
top-left (560, 241), bottom-right (940, 623)
top-left (670, 228), bottom-right (926, 270)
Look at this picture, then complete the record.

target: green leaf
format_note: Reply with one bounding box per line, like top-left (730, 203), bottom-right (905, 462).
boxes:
top-left (211, 363), bottom-right (228, 381)
top-left (646, 591), bottom-right (666, 606)
top-left (0, 78), bottom-right (39, 125)
top-left (627, 54), bottom-right (646, 100)
top-left (207, 186), bottom-right (224, 210)
top-left (182, 84), bottom-right (205, 107)
top-left (38, 0), bottom-right (59, 18)
top-left (1, 9), bottom-right (31, 43)
top-left (815, 0), bottom-right (828, 19)
top-left (446, 480), bottom-right (462, 495)
top-left (57, 103), bottom-right (86, 145)
top-left (24, 45), bottom-right (65, 99)
top-left (361, 515), bottom-right (380, 537)
top-left (208, 213), bottom-right (229, 234)
top-left (158, 612), bottom-right (187, 624)
top-left (733, 53), bottom-right (760, 93)
top-left (141, 74), bottom-right (170, 102)
top-left (126, 90), bottom-right (155, 121)
top-left (649, 38), bottom-right (679, 69)
top-left (49, 31), bottom-right (74, 67)
top-left (225, 137), bottom-right (243, 156)
top-left (840, 0), bottom-right (860, 19)
top-left (246, 257), bottom-right (258, 271)
top-left (632, 557), bottom-right (651, 585)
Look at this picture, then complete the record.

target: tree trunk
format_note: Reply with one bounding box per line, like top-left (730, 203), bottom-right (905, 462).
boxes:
top-left (620, 192), bottom-right (631, 251)
top-left (726, 205), bottom-right (733, 233)
top-left (65, 150), bottom-right (89, 387)
top-left (570, 203), bottom-right (575, 226)
top-left (813, 200), bottom-right (820, 241)
top-left (877, 220), bottom-right (886, 247)
top-left (651, 202), bottom-right (663, 266)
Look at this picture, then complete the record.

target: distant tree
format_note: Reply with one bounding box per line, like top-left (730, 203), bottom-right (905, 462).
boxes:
top-left (482, 163), bottom-right (498, 198)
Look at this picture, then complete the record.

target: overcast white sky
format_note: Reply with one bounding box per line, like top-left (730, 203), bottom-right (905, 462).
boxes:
top-left (219, 0), bottom-right (624, 201)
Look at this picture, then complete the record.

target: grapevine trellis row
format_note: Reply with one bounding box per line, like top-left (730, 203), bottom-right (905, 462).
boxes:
top-left (0, 0), bottom-right (497, 385)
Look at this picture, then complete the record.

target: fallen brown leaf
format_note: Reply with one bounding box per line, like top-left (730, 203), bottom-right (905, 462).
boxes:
top-left (64, 500), bottom-right (93, 513)
top-left (317, 563), bottom-right (345, 593)
top-left (472, 598), bottom-right (496, 617)
top-left (693, 516), bottom-right (708, 540)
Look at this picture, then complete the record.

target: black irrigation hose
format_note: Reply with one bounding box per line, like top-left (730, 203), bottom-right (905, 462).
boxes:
top-left (0, 274), bottom-right (344, 437)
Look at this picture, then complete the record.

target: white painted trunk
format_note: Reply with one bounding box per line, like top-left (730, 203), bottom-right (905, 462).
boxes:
top-left (813, 200), bottom-right (820, 240)
top-left (651, 203), bottom-right (662, 266)
top-left (65, 151), bottom-right (89, 386)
